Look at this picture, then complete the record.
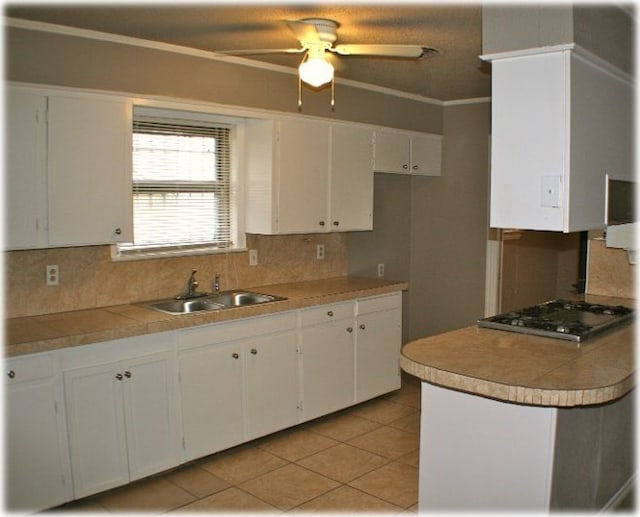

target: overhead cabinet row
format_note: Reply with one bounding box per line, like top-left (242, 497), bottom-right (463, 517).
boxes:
top-left (6, 85), bottom-right (442, 249)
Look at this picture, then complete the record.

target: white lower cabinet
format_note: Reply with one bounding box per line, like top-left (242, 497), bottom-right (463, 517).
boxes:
top-left (5, 353), bottom-right (72, 511)
top-left (61, 334), bottom-right (180, 499)
top-left (299, 301), bottom-right (356, 421)
top-left (355, 293), bottom-right (403, 402)
top-left (178, 311), bottom-right (299, 461)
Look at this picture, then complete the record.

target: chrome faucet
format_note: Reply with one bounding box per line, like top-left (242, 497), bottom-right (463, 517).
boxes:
top-left (180, 269), bottom-right (200, 299)
top-left (214, 273), bottom-right (220, 294)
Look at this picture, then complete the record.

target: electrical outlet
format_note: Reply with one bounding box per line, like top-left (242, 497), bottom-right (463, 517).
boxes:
top-left (377, 263), bottom-right (385, 277)
top-left (249, 249), bottom-right (259, 266)
top-left (46, 264), bottom-right (59, 286)
top-left (316, 244), bottom-right (325, 260)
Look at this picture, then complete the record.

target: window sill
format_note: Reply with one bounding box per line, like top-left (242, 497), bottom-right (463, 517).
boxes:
top-left (110, 244), bottom-right (247, 262)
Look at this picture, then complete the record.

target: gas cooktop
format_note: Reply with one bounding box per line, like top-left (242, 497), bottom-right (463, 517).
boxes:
top-left (477, 299), bottom-right (634, 343)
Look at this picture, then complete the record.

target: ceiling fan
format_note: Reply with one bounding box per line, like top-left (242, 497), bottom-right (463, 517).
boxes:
top-left (218, 18), bottom-right (440, 107)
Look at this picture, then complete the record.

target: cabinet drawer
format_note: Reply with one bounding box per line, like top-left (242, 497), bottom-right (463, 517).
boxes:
top-left (179, 311), bottom-right (297, 348)
top-left (300, 301), bottom-right (355, 327)
top-left (5, 353), bottom-right (54, 384)
top-left (356, 292), bottom-right (402, 315)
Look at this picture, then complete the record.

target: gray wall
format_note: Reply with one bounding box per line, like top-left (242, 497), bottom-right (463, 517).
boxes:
top-left (348, 101), bottom-right (491, 341)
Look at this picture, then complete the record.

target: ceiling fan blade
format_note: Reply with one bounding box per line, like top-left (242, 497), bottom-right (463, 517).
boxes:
top-left (332, 44), bottom-right (438, 58)
top-left (216, 48), bottom-right (305, 55)
top-left (286, 19), bottom-right (320, 44)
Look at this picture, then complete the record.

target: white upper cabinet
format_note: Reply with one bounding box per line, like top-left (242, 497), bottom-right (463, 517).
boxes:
top-left (245, 117), bottom-right (374, 234)
top-left (373, 128), bottom-right (442, 176)
top-left (5, 86), bottom-right (134, 249)
top-left (48, 94), bottom-right (133, 246)
top-left (486, 47), bottom-right (633, 232)
top-left (6, 89), bottom-right (48, 250)
top-left (329, 123), bottom-right (374, 231)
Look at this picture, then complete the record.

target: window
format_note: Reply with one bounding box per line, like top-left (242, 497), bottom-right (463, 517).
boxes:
top-left (116, 107), bottom-right (242, 259)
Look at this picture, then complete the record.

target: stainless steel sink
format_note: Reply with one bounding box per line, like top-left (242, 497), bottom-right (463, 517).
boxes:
top-left (139, 290), bottom-right (286, 315)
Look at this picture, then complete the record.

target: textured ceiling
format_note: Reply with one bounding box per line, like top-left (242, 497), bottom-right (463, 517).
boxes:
top-left (6, 3), bottom-right (492, 101)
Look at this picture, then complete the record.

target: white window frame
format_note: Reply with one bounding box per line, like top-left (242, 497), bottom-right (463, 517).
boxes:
top-left (112, 106), bottom-right (246, 261)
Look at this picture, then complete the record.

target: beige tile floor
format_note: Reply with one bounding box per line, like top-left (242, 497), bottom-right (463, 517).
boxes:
top-left (52, 373), bottom-right (421, 513)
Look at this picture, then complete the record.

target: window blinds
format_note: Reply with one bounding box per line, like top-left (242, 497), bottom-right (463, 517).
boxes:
top-left (127, 117), bottom-right (232, 251)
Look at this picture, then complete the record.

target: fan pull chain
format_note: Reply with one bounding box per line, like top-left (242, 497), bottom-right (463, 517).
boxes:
top-left (331, 77), bottom-right (335, 110)
top-left (298, 75), bottom-right (303, 110)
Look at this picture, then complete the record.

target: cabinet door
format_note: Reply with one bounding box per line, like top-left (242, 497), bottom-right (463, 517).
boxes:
top-left (48, 94), bottom-right (133, 246)
top-left (355, 306), bottom-right (402, 402)
top-left (330, 124), bottom-right (374, 231)
top-left (5, 354), bottom-right (71, 511)
top-left (373, 130), bottom-right (411, 174)
top-left (122, 351), bottom-right (181, 480)
top-left (244, 330), bottom-right (300, 440)
top-left (179, 342), bottom-right (244, 461)
top-left (301, 319), bottom-right (354, 421)
top-left (277, 119), bottom-right (330, 233)
top-left (64, 362), bottom-right (129, 498)
top-left (5, 89), bottom-right (48, 249)
top-left (411, 133), bottom-right (442, 176)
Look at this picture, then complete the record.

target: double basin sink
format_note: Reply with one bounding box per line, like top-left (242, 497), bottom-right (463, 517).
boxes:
top-left (139, 290), bottom-right (286, 315)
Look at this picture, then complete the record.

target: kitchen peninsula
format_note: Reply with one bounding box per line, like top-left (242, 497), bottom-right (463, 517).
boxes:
top-left (400, 294), bottom-right (635, 512)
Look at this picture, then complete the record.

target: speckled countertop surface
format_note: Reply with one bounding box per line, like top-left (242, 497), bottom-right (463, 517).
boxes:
top-left (400, 294), bottom-right (636, 407)
top-left (6, 276), bottom-right (408, 358)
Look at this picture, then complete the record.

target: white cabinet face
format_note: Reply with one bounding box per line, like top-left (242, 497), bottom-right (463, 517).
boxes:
top-left (330, 124), bottom-right (374, 231)
top-left (5, 354), bottom-right (71, 511)
top-left (373, 130), bottom-right (411, 174)
top-left (64, 362), bottom-right (130, 498)
top-left (47, 94), bottom-right (133, 246)
top-left (276, 118), bottom-right (331, 233)
top-left (179, 342), bottom-right (244, 461)
top-left (5, 89), bottom-right (48, 250)
top-left (121, 351), bottom-right (181, 481)
top-left (411, 132), bottom-right (443, 176)
top-left (300, 315), bottom-right (355, 421)
top-left (355, 295), bottom-right (402, 402)
top-left (63, 349), bottom-right (179, 498)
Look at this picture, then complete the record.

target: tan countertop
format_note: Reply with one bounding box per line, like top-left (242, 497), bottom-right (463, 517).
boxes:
top-left (400, 295), bottom-right (636, 407)
top-left (6, 276), bottom-right (408, 358)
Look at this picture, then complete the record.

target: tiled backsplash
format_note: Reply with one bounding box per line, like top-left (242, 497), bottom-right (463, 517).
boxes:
top-left (586, 238), bottom-right (636, 299)
top-left (5, 233), bottom-right (348, 318)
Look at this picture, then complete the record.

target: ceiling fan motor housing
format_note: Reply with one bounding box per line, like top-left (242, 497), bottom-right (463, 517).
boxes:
top-left (301, 18), bottom-right (338, 45)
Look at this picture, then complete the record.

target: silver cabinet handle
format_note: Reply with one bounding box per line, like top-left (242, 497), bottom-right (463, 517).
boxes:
top-left (319, 221), bottom-right (326, 226)
top-left (7, 370), bottom-right (15, 379)
top-left (333, 221), bottom-right (339, 226)
top-left (403, 164), bottom-right (409, 170)
top-left (251, 348), bottom-right (258, 355)
top-left (327, 311), bottom-right (334, 317)
top-left (360, 324), bottom-right (366, 330)
top-left (412, 165), bottom-right (419, 170)
top-left (115, 373), bottom-right (123, 380)
top-left (346, 327), bottom-right (353, 333)
top-left (124, 370), bottom-right (132, 378)
top-left (114, 228), bottom-right (122, 235)
top-left (232, 353), bottom-right (239, 359)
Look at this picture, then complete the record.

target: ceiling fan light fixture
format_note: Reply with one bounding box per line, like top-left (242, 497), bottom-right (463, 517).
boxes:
top-left (299, 54), bottom-right (334, 87)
